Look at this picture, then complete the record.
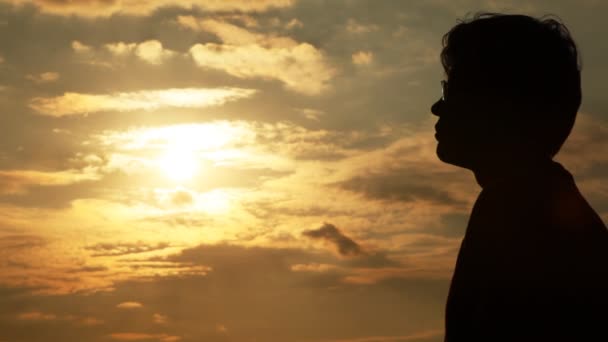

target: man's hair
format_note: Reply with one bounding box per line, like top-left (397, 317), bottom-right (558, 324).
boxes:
top-left (440, 13), bottom-right (581, 157)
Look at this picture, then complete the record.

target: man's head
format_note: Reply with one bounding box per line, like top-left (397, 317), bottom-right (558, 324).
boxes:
top-left (431, 13), bottom-right (581, 170)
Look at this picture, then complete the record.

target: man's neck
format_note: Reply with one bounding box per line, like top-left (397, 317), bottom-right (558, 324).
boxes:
top-left (472, 154), bottom-right (554, 189)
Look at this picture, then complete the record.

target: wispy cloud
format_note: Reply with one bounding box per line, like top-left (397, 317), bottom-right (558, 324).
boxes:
top-left (16, 311), bottom-right (57, 321)
top-left (153, 313), bottom-right (168, 324)
top-left (29, 87), bottom-right (256, 117)
top-left (16, 311), bottom-right (105, 326)
top-left (345, 18), bottom-right (380, 34)
top-left (25, 71), bottom-right (59, 84)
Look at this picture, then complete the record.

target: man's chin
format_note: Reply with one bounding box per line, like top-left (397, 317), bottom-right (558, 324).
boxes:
top-left (436, 142), bottom-right (473, 169)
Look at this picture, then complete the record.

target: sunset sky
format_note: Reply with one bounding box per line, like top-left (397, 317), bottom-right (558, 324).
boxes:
top-left (1, 1), bottom-right (607, 341)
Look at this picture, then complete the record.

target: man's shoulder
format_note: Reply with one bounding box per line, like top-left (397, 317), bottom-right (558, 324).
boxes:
top-left (473, 167), bottom-right (608, 262)
top-left (472, 167), bottom-right (607, 247)
top-left (477, 164), bottom-right (585, 218)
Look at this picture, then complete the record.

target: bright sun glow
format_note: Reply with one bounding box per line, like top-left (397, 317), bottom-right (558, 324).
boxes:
top-left (158, 148), bottom-right (199, 182)
top-left (100, 122), bottom-right (258, 182)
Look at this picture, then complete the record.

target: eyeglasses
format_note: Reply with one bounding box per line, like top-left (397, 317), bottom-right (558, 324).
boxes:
top-left (441, 80), bottom-right (448, 102)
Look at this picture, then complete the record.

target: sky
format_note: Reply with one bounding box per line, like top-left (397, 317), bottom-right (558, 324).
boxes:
top-left (0, 0), bottom-right (607, 341)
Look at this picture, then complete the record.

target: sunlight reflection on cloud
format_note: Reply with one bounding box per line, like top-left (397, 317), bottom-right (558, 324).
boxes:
top-left (184, 18), bottom-right (335, 95)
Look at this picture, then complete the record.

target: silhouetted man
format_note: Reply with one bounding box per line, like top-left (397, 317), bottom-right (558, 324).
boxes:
top-left (431, 14), bottom-right (608, 341)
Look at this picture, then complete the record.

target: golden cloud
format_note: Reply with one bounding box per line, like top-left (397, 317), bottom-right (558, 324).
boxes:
top-left (71, 40), bottom-right (92, 53)
top-left (183, 18), bottom-right (335, 95)
top-left (29, 87), bottom-right (256, 117)
top-left (290, 262), bottom-right (337, 272)
top-left (116, 301), bottom-right (143, 309)
top-left (352, 51), bottom-right (373, 66)
top-left (135, 40), bottom-right (173, 64)
top-left (105, 42), bottom-right (136, 56)
top-left (286, 18), bottom-right (303, 29)
top-left (104, 40), bottom-right (174, 64)
top-left (2, 0), bottom-right (294, 17)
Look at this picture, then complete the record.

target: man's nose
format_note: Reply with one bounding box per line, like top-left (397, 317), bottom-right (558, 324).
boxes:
top-left (431, 99), bottom-right (444, 117)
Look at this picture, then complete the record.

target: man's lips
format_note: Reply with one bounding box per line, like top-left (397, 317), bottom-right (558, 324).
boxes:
top-left (435, 130), bottom-right (452, 141)
top-left (434, 122), bottom-right (448, 140)
top-left (434, 128), bottom-right (444, 140)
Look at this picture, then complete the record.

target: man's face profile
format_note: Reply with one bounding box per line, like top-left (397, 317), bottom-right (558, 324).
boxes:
top-left (431, 74), bottom-right (493, 170)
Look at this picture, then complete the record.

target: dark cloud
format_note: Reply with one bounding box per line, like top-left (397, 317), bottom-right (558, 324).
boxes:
top-left (436, 213), bottom-right (469, 237)
top-left (0, 234), bottom-right (46, 250)
top-left (142, 213), bottom-right (210, 228)
top-left (346, 251), bottom-right (401, 269)
top-left (303, 222), bottom-right (363, 257)
top-left (301, 223), bottom-right (402, 268)
top-left (0, 179), bottom-right (101, 209)
top-left (244, 202), bottom-right (354, 221)
top-left (0, 235), bottom-right (47, 281)
top-left (335, 171), bottom-right (465, 206)
top-left (66, 265), bottom-right (109, 273)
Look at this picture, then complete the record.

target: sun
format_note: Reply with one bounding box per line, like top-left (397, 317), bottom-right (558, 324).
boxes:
top-left (130, 122), bottom-right (249, 182)
top-left (158, 148), bottom-right (199, 182)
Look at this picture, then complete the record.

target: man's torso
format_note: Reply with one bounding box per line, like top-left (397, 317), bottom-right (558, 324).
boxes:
top-left (445, 161), bottom-right (608, 341)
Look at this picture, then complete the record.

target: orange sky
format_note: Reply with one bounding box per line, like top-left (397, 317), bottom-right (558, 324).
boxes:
top-left (0, 1), bottom-right (607, 341)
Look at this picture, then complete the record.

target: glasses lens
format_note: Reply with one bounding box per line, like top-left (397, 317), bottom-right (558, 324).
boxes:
top-left (441, 80), bottom-right (447, 101)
